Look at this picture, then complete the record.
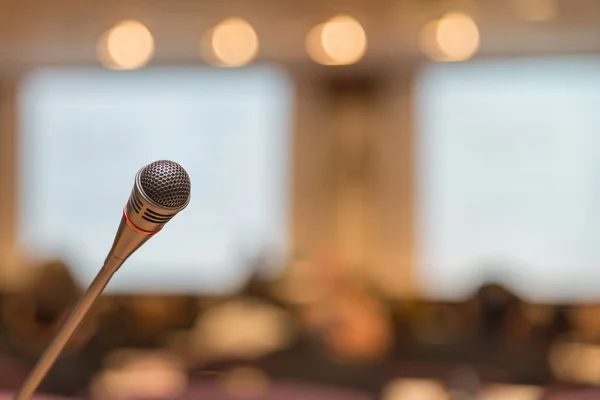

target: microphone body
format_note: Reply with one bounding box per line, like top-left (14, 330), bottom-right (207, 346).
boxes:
top-left (14, 160), bottom-right (191, 400)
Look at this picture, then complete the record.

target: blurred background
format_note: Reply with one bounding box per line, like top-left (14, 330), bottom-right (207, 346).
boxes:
top-left (1, 0), bottom-right (600, 398)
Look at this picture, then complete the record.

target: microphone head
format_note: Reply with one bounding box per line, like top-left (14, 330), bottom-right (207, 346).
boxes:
top-left (139, 160), bottom-right (191, 209)
top-left (125, 160), bottom-right (191, 234)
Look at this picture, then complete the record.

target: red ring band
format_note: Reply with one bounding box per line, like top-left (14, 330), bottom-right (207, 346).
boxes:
top-left (123, 208), bottom-right (161, 236)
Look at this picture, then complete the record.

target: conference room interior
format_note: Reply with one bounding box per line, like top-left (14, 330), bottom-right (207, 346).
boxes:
top-left (2, 0), bottom-right (600, 398)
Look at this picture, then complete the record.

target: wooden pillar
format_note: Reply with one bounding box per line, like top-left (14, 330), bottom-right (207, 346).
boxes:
top-left (289, 69), bottom-right (417, 297)
top-left (0, 76), bottom-right (21, 287)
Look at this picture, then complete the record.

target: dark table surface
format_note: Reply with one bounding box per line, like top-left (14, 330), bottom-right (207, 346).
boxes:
top-left (1, 382), bottom-right (375, 400)
top-left (3, 384), bottom-right (600, 400)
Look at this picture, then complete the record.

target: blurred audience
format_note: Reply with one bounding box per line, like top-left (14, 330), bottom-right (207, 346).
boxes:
top-left (0, 256), bottom-right (596, 398)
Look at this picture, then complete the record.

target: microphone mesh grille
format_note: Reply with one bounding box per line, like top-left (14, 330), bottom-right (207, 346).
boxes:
top-left (139, 160), bottom-right (191, 208)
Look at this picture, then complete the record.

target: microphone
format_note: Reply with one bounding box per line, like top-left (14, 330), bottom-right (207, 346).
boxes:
top-left (14, 160), bottom-right (191, 400)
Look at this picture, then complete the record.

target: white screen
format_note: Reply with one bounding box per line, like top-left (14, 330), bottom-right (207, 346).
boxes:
top-left (415, 57), bottom-right (600, 301)
top-left (19, 66), bottom-right (292, 293)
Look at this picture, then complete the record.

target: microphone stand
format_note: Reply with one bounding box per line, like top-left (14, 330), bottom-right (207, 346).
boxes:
top-left (13, 261), bottom-right (121, 400)
top-left (14, 160), bottom-right (190, 400)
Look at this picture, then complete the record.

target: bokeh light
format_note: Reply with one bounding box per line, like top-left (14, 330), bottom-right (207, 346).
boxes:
top-left (420, 12), bottom-right (480, 62)
top-left (203, 18), bottom-right (259, 67)
top-left (307, 15), bottom-right (367, 66)
top-left (97, 20), bottom-right (155, 70)
top-left (382, 378), bottom-right (448, 400)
